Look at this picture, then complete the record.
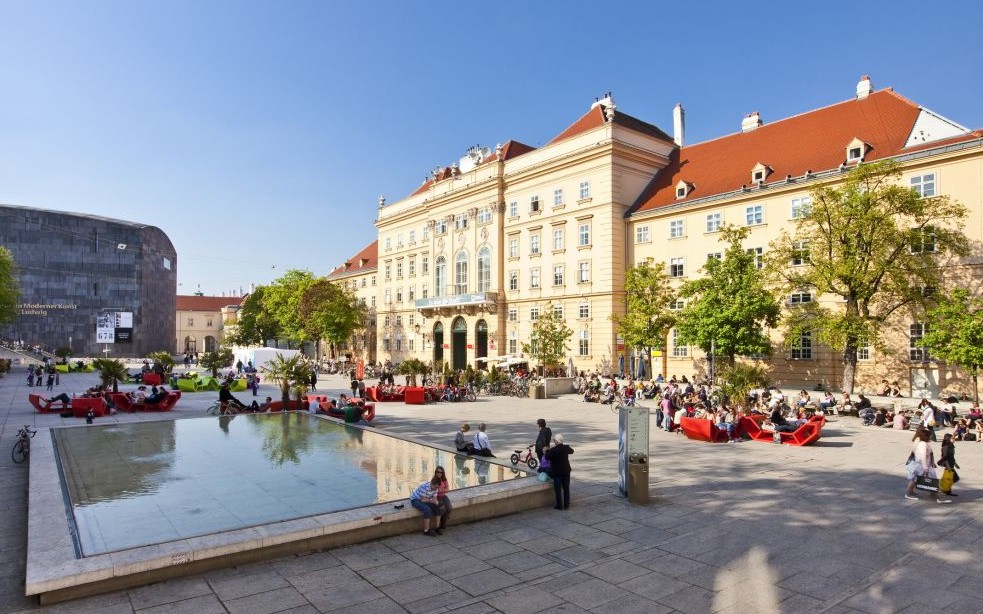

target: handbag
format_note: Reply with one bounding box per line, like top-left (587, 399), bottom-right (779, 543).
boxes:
top-left (537, 471), bottom-right (551, 482)
top-left (939, 468), bottom-right (955, 493)
top-left (915, 475), bottom-right (939, 492)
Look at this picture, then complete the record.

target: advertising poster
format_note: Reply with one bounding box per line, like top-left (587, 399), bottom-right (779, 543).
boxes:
top-left (96, 311), bottom-right (134, 344)
top-left (96, 314), bottom-right (115, 343)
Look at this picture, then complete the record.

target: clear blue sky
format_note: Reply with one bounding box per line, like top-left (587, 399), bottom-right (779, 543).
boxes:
top-left (2, 1), bottom-right (981, 296)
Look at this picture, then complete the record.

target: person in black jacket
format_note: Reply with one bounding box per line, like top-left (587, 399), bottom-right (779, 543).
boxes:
top-left (544, 434), bottom-right (574, 510)
top-left (534, 418), bottom-right (552, 461)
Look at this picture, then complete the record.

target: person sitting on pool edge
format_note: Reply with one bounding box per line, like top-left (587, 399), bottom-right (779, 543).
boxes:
top-left (409, 476), bottom-right (443, 536)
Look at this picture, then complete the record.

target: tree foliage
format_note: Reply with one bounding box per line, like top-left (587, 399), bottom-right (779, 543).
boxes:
top-left (263, 270), bottom-right (317, 347)
top-left (765, 160), bottom-right (970, 392)
top-left (717, 363), bottom-right (771, 406)
top-left (919, 288), bottom-right (983, 403)
top-left (227, 286), bottom-right (281, 347)
top-left (522, 303), bottom-right (573, 370)
top-left (200, 348), bottom-right (234, 378)
top-left (299, 278), bottom-right (365, 349)
top-left (676, 225), bottom-right (781, 366)
top-left (262, 353), bottom-right (312, 406)
top-left (146, 351), bottom-right (175, 373)
top-left (612, 258), bottom-right (677, 352)
top-left (0, 246), bottom-right (19, 328)
top-left (91, 358), bottom-right (128, 392)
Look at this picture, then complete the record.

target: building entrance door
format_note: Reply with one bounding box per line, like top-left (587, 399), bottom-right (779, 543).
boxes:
top-left (452, 317), bottom-right (467, 371)
top-left (433, 322), bottom-right (444, 365)
top-left (475, 320), bottom-right (488, 367)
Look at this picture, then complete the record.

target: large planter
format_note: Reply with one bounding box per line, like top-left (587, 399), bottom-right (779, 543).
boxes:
top-left (543, 377), bottom-right (576, 397)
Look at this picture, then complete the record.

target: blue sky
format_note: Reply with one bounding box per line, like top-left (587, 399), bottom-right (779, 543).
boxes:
top-left (2, 1), bottom-right (981, 296)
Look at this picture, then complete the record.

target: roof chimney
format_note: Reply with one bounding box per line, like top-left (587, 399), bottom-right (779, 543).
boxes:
top-left (856, 75), bottom-right (873, 99)
top-left (741, 111), bottom-right (762, 133)
top-left (673, 103), bottom-right (685, 147)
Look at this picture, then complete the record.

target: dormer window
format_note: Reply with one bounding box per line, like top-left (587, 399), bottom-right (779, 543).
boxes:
top-left (846, 137), bottom-right (870, 163)
top-left (674, 180), bottom-right (691, 199)
top-left (751, 162), bottom-right (772, 185)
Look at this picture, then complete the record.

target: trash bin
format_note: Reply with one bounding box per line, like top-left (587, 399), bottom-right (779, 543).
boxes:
top-left (627, 453), bottom-right (649, 503)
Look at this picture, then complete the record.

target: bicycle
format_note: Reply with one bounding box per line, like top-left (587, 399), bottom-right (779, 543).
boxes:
top-left (12, 425), bottom-right (36, 464)
top-left (510, 445), bottom-right (539, 470)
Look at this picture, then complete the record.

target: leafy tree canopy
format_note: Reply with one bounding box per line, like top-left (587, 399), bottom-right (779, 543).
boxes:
top-left (766, 160), bottom-right (969, 391)
top-left (919, 287), bottom-right (983, 403)
top-left (676, 225), bottom-right (781, 365)
top-left (522, 302), bottom-right (573, 369)
top-left (263, 270), bottom-right (317, 346)
top-left (299, 278), bottom-right (365, 348)
top-left (226, 285), bottom-right (281, 347)
top-left (0, 246), bottom-right (19, 328)
top-left (612, 258), bottom-right (677, 352)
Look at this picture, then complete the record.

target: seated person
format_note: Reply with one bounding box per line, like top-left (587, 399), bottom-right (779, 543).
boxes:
top-left (129, 386), bottom-right (148, 405)
top-left (218, 383), bottom-right (247, 410)
top-left (838, 392), bottom-right (854, 414)
top-left (144, 386), bottom-right (169, 404)
top-left (975, 419), bottom-right (983, 441)
top-left (873, 408), bottom-right (887, 427)
top-left (879, 379), bottom-right (892, 396)
top-left (889, 381), bottom-right (903, 397)
top-left (967, 403), bottom-right (983, 427)
top-left (893, 410), bottom-right (909, 430)
top-left (818, 391), bottom-right (836, 413)
top-left (953, 419), bottom-right (968, 441)
top-left (47, 392), bottom-right (73, 405)
top-left (770, 406), bottom-right (803, 432)
top-left (796, 390), bottom-right (811, 409)
top-left (622, 383), bottom-right (636, 406)
top-left (249, 396), bottom-right (274, 412)
top-left (716, 407), bottom-right (737, 441)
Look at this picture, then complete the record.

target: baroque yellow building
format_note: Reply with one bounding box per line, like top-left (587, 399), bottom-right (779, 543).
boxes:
top-left (365, 76), bottom-right (981, 396)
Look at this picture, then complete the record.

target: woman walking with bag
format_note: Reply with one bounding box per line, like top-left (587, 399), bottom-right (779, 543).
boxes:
top-left (905, 427), bottom-right (951, 503)
top-left (938, 433), bottom-right (960, 497)
top-left (545, 434), bottom-right (574, 510)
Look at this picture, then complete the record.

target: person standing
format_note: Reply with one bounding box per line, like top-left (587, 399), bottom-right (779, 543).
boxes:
top-left (545, 434), bottom-right (574, 510)
top-left (938, 433), bottom-right (960, 497)
top-left (919, 399), bottom-right (938, 442)
top-left (534, 418), bottom-right (552, 460)
top-left (46, 371), bottom-right (55, 391)
top-left (905, 427), bottom-right (950, 503)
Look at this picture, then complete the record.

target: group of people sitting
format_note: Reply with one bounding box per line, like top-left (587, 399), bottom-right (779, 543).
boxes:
top-left (578, 373), bottom-right (690, 404)
top-left (453, 422), bottom-right (494, 457)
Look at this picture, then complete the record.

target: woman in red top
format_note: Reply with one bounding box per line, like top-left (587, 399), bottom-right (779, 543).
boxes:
top-left (432, 466), bottom-right (452, 531)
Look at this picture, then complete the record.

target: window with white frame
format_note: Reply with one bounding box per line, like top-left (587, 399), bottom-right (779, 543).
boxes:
top-left (395, 315), bottom-right (402, 327)
top-left (553, 188), bottom-right (564, 206)
top-left (670, 299), bottom-right (685, 310)
top-left (408, 339), bottom-right (414, 351)
top-left (408, 257), bottom-right (415, 276)
top-left (408, 286), bottom-right (415, 301)
top-left (553, 304), bottom-right (563, 317)
top-left (857, 342), bottom-right (871, 361)
top-left (421, 284), bottom-right (428, 299)
top-left (553, 228), bottom-right (564, 250)
top-left (385, 237), bottom-right (392, 251)
top-left (372, 277), bottom-right (376, 286)
top-left (434, 257), bottom-right (446, 297)
top-left (579, 330), bottom-right (589, 356)
top-left (396, 287), bottom-right (403, 302)
top-left (409, 230), bottom-right (416, 244)
top-left (706, 213), bottom-right (722, 232)
top-left (847, 145), bottom-right (863, 162)
top-left (422, 225), bottom-right (429, 240)
top-left (530, 307), bottom-right (540, 321)
top-left (671, 329), bottom-right (687, 357)
top-left (789, 290), bottom-right (813, 305)
top-left (434, 219), bottom-right (447, 234)
top-left (396, 261), bottom-right (403, 278)
top-left (530, 233), bottom-right (540, 255)
top-left (477, 247), bottom-right (491, 292)
top-left (578, 223), bottom-right (590, 246)
top-left (669, 257), bottom-right (685, 278)
top-left (553, 265), bottom-right (564, 286)
top-left (397, 234), bottom-right (404, 248)
top-left (579, 181), bottom-right (590, 200)
top-left (910, 322), bottom-right (929, 361)
top-left (579, 302), bottom-right (589, 318)
top-left (382, 336), bottom-right (390, 352)
top-left (508, 307), bottom-right (518, 322)
top-left (636, 226), bottom-right (650, 243)
top-left (509, 333), bottom-right (517, 355)
top-left (747, 247), bottom-right (764, 269)
top-left (791, 241), bottom-right (810, 266)
top-left (454, 251), bottom-right (468, 294)
top-left (669, 220), bottom-right (684, 238)
top-left (384, 264), bottom-right (391, 280)
top-left (706, 252), bottom-right (722, 262)
top-left (384, 289), bottom-right (391, 304)
top-left (910, 173), bottom-right (936, 198)
top-left (745, 205), bottom-right (764, 226)
top-left (910, 227), bottom-right (937, 254)
top-left (477, 207), bottom-right (492, 224)
top-left (530, 195), bottom-right (540, 212)
top-left (791, 331), bottom-right (812, 359)
top-left (509, 201), bottom-right (518, 217)
top-left (455, 213), bottom-right (468, 230)
top-left (530, 268), bottom-right (540, 288)
top-left (422, 255), bottom-right (429, 274)
top-left (361, 278), bottom-right (366, 287)
top-left (509, 271), bottom-right (519, 291)
top-left (508, 237), bottom-right (519, 258)
top-left (578, 261), bottom-right (590, 283)
top-left (791, 196), bottom-right (812, 219)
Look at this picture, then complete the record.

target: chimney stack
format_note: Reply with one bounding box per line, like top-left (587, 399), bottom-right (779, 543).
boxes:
top-left (673, 103), bottom-right (685, 147)
top-left (741, 111), bottom-right (762, 133)
top-left (856, 75), bottom-right (873, 99)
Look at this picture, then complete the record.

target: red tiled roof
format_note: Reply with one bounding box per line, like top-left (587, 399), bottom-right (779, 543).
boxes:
top-left (631, 89), bottom-right (977, 214)
top-left (406, 140), bottom-right (536, 198)
top-left (327, 240), bottom-right (378, 279)
top-left (547, 103), bottom-right (674, 147)
top-left (176, 295), bottom-right (243, 311)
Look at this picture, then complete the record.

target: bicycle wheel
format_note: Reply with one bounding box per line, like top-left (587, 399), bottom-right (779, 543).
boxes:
top-left (509, 453), bottom-right (520, 465)
top-left (11, 440), bottom-right (28, 464)
top-left (526, 457), bottom-right (539, 470)
top-left (205, 403), bottom-right (220, 416)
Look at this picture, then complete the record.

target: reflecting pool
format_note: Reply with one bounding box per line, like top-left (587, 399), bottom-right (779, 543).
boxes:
top-left (54, 413), bottom-right (521, 555)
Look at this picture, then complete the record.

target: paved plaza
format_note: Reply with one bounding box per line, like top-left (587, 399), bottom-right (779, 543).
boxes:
top-left (0, 363), bottom-right (981, 614)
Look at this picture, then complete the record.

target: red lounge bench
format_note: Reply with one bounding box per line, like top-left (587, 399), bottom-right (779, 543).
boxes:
top-left (109, 392), bottom-right (179, 413)
top-left (739, 416), bottom-right (823, 446)
top-left (404, 387), bottom-right (426, 405)
top-left (679, 417), bottom-right (731, 442)
top-left (141, 373), bottom-right (163, 386)
top-left (29, 394), bottom-right (68, 414)
top-left (71, 397), bottom-right (107, 418)
top-left (366, 386), bottom-right (405, 402)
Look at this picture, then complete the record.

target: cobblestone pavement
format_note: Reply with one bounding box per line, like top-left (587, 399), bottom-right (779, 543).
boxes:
top-left (0, 363), bottom-right (980, 614)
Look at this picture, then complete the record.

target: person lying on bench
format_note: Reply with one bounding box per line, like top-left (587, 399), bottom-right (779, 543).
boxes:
top-left (46, 392), bottom-right (72, 405)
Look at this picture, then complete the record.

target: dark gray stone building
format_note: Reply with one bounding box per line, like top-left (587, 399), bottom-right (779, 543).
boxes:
top-left (0, 204), bottom-right (177, 357)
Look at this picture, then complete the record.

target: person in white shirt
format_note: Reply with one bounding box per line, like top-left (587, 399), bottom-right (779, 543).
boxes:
top-left (472, 423), bottom-right (494, 457)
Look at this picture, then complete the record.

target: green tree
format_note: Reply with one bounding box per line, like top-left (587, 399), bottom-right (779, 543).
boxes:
top-left (300, 278), bottom-right (365, 355)
top-left (612, 258), bottom-right (677, 377)
top-left (717, 363), bottom-right (771, 407)
top-left (0, 246), bottom-right (19, 328)
top-left (264, 270), bottom-right (317, 347)
top-left (199, 348), bottom-right (234, 378)
top-left (676, 225), bottom-right (781, 368)
top-left (919, 288), bottom-right (983, 403)
top-left (91, 358), bottom-right (128, 393)
top-left (146, 351), bottom-right (175, 373)
top-left (226, 286), bottom-right (280, 346)
top-left (522, 303), bottom-right (573, 373)
top-left (766, 160), bottom-right (970, 392)
top-left (263, 353), bottom-right (311, 407)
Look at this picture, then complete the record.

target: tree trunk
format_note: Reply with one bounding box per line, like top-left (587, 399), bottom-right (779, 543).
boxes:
top-left (281, 385), bottom-right (291, 408)
top-left (842, 343), bottom-right (858, 394)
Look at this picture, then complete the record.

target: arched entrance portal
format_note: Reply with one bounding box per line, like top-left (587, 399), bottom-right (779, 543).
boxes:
top-left (475, 320), bottom-right (488, 367)
top-left (433, 322), bottom-right (444, 366)
top-left (451, 317), bottom-right (467, 371)
top-left (184, 336), bottom-right (197, 353)
top-left (204, 336), bottom-right (217, 352)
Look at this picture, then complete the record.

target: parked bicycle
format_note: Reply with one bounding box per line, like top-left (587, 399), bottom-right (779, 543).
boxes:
top-left (12, 425), bottom-right (37, 464)
top-left (510, 445), bottom-right (539, 470)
